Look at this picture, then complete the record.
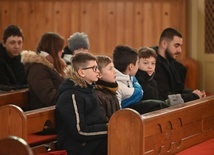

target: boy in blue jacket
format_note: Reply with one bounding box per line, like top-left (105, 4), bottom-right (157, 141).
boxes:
top-left (56, 52), bottom-right (107, 155)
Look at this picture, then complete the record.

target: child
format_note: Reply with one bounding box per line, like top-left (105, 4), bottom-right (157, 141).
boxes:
top-left (135, 47), bottom-right (159, 100)
top-left (113, 45), bottom-right (143, 109)
top-left (95, 55), bottom-right (120, 122)
top-left (55, 52), bottom-right (107, 155)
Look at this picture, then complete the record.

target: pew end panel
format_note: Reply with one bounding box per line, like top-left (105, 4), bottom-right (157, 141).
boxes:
top-left (0, 136), bottom-right (33, 155)
top-left (108, 95), bottom-right (214, 155)
top-left (0, 104), bottom-right (27, 140)
top-left (108, 108), bottom-right (144, 155)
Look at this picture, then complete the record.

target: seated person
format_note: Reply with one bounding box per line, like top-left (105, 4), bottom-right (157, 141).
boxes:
top-left (152, 27), bottom-right (206, 102)
top-left (56, 52), bottom-right (107, 155)
top-left (62, 32), bottom-right (90, 65)
top-left (95, 55), bottom-right (120, 122)
top-left (21, 32), bottom-right (66, 110)
top-left (0, 25), bottom-right (27, 92)
top-left (113, 45), bottom-right (166, 114)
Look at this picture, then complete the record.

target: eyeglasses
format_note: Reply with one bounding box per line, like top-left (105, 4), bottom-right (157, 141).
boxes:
top-left (81, 65), bottom-right (99, 72)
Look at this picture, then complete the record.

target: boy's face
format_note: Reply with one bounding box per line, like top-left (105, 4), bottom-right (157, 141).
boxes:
top-left (3, 35), bottom-right (23, 57)
top-left (138, 56), bottom-right (156, 76)
top-left (80, 60), bottom-right (100, 84)
top-left (99, 62), bottom-right (116, 83)
top-left (129, 57), bottom-right (139, 76)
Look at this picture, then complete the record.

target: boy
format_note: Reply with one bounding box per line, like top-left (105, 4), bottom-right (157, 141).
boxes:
top-left (95, 55), bottom-right (120, 122)
top-left (0, 25), bottom-right (27, 91)
top-left (55, 52), bottom-right (107, 155)
top-left (136, 47), bottom-right (159, 100)
top-left (113, 45), bottom-right (143, 109)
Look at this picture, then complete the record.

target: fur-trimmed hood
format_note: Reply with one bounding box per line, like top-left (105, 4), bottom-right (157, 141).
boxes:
top-left (64, 65), bottom-right (88, 88)
top-left (21, 50), bottom-right (54, 69)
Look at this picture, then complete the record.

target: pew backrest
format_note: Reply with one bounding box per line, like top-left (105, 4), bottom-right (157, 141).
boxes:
top-left (0, 88), bottom-right (29, 109)
top-left (0, 104), bottom-right (55, 142)
top-left (108, 95), bottom-right (214, 155)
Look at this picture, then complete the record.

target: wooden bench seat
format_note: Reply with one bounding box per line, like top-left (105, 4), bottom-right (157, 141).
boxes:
top-left (0, 104), bottom-right (56, 154)
top-left (108, 95), bottom-right (214, 155)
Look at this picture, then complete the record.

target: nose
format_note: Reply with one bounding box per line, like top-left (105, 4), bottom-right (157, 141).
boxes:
top-left (178, 46), bottom-right (182, 53)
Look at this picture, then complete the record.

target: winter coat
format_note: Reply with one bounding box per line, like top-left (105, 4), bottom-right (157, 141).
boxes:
top-left (116, 69), bottom-right (143, 108)
top-left (95, 79), bottom-right (120, 122)
top-left (153, 46), bottom-right (199, 102)
top-left (135, 69), bottom-right (159, 100)
top-left (0, 43), bottom-right (27, 91)
top-left (21, 50), bottom-right (63, 110)
top-left (55, 67), bottom-right (107, 154)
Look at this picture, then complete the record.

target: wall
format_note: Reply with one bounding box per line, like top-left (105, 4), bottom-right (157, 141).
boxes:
top-left (0, 0), bottom-right (187, 58)
top-left (187, 0), bottom-right (214, 93)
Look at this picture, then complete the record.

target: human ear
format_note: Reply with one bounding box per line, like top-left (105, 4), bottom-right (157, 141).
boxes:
top-left (162, 40), bottom-right (168, 49)
top-left (77, 69), bottom-right (86, 78)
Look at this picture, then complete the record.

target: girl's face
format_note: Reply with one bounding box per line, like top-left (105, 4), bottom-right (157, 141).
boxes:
top-left (99, 62), bottom-right (116, 83)
top-left (138, 56), bottom-right (156, 76)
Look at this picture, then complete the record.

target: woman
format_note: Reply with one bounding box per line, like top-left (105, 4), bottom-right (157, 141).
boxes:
top-left (21, 32), bottom-right (66, 110)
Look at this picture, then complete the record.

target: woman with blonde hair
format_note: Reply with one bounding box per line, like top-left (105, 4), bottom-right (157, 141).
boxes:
top-left (22, 32), bottom-right (66, 110)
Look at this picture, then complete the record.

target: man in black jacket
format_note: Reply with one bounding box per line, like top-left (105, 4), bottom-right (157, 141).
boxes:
top-left (0, 25), bottom-right (27, 92)
top-left (153, 27), bottom-right (206, 103)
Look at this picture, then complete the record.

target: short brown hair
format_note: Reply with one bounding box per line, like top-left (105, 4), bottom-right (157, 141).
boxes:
top-left (96, 55), bottom-right (112, 72)
top-left (138, 47), bottom-right (157, 60)
top-left (71, 52), bottom-right (96, 72)
top-left (3, 25), bottom-right (24, 42)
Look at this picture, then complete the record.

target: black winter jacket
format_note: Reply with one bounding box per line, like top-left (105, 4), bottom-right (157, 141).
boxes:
top-left (136, 69), bottom-right (159, 100)
top-left (0, 43), bottom-right (27, 91)
top-left (153, 46), bottom-right (199, 102)
top-left (56, 78), bottom-right (107, 154)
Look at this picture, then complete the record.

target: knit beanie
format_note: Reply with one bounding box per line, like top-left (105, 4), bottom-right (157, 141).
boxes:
top-left (68, 32), bottom-right (90, 53)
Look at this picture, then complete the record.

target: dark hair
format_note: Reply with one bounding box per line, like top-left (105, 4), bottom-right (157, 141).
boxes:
top-left (96, 55), bottom-right (112, 71)
top-left (113, 45), bottom-right (138, 73)
top-left (72, 52), bottom-right (96, 72)
top-left (138, 47), bottom-right (157, 60)
top-left (159, 27), bottom-right (182, 44)
top-left (3, 25), bottom-right (24, 42)
top-left (36, 32), bottom-right (65, 75)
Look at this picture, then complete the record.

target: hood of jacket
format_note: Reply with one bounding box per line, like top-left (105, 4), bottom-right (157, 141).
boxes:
top-left (115, 69), bottom-right (134, 88)
top-left (21, 50), bottom-right (54, 73)
top-left (64, 65), bottom-right (89, 88)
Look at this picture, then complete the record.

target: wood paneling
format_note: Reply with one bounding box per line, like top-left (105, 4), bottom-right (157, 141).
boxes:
top-left (0, 0), bottom-right (187, 58)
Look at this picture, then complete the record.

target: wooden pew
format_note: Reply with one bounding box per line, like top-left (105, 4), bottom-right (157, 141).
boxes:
top-left (0, 136), bottom-right (33, 155)
top-left (108, 95), bottom-right (214, 155)
top-left (0, 104), bottom-right (56, 154)
top-left (0, 88), bottom-right (29, 109)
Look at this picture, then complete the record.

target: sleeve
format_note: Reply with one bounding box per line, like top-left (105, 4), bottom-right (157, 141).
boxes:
top-left (27, 65), bottom-right (59, 106)
top-left (57, 92), bottom-right (107, 142)
top-left (120, 77), bottom-right (143, 108)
